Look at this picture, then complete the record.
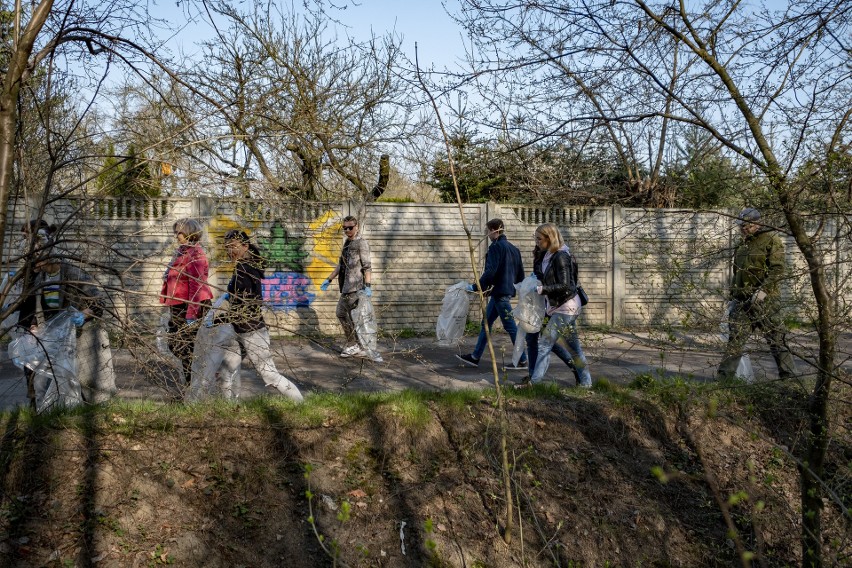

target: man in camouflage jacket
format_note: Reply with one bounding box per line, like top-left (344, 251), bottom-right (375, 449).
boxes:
top-left (717, 208), bottom-right (797, 380)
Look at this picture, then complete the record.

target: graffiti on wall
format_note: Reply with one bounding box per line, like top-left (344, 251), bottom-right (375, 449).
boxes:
top-left (259, 222), bottom-right (314, 310)
top-left (208, 213), bottom-right (343, 311)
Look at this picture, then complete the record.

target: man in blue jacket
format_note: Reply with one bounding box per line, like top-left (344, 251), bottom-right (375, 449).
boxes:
top-left (456, 218), bottom-right (527, 370)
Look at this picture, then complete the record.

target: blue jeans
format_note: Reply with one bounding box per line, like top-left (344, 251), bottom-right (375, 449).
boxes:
top-left (530, 313), bottom-right (591, 386)
top-left (472, 295), bottom-right (525, 363)
top-left (526, 331), bottom-right (579, 381)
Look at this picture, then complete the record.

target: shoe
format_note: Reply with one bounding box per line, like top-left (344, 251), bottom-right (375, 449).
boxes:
top-left (456, 353), bottom-right (480, 367)
top-left (577, 383), bottom-right (592, 389)
top-left (340, 345), bottom-right (361, 358)
top-left (355, 349), bottom-right (384, 363)
top-left (513, 376), bottom-right (533, 390)
top-left (503, 361), bottom-right (528, 371)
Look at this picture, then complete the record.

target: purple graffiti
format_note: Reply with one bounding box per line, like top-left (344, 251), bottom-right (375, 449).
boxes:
top-left (263, 271), bottom-right (316, 310)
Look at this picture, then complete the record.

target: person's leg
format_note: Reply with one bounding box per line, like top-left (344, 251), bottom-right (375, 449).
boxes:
top-left (471, 297), bottom-right (500, 360)
top-left (755, 305), bottom-right (797, 379)
top-left (550, 341), bottom-right (579, 379)
top-left (555, 315), bottom-right (592, 386)
top-left (526, 331), bottom-right (539, 376)
top-left (242, 328), bottom-right (303, 402)
top-left (25, 368), bottom-right (35, 411)
top-left (530, 318), bottom-right (560, 384)
top-left (168, 303), bottom-right (194, 384)
top-left (336, 293), bottom-right (359, 349)
top-left (717, 304), bottom-right (751, 380)
top-left (495, 296), bottom-right (526, 364)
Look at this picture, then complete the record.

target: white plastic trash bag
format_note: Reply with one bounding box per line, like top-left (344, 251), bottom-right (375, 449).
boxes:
top-left (736, 354), bottom-right (754, 383)
top-left (8, 308), bottom-right (83, 413)
top-left (514, 275), bottom-right (545, 333)
top-left (156, 311), bottom-right (172, 355)
top-left (511, 331), bottom-right (527, 367)
top-left (436, 282), bottom-right (470, 346)
top-left (352, 291), bottom-right (379, 357)
top-left (188, 323), bottom-right (242, 401)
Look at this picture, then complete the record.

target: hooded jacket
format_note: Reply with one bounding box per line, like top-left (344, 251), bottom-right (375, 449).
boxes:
top-left (730, 228), bottom-right (786, 302)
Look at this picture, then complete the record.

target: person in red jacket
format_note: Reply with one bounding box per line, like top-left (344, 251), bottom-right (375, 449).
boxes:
top-left (160, 218), bottom-right (213, 383)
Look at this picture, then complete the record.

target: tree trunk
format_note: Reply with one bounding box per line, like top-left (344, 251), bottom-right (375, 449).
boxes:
top-left (781, 201), bottom-right (835, 568)
top-left (0, 0), bottom-right (55, 256)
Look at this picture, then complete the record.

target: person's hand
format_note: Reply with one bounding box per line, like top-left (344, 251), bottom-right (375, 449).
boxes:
top-left (211, 293), bottom-right (230, 309)
top-left (751, 290), bottom-right (767, 304)
top-left (71, 311), bottom-right (85, 327)
top-left (185, 318), bottom-right (197, 326)
top-left (320, 280), bottom-right (330, 292)
top-left (536, 285), bottom-right (544, 295)
top-left (364, 286), bottom-right (372, 298)
top-left (466, 284), bottom-right (476, 292)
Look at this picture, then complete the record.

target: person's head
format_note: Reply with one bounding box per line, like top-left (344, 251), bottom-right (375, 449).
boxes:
top-left (534, 223), bottom-right (563, 254)
top-left (342, 216), bottom-right (359, 239)
top-left (32, 228), bottom-right (60, 272)
top-left (173, 218), bottom-right (204, 244)
top-left (485, 218), bottom-right (504, 241)
top-left (736, 207), bottom-right (761, 236)
top-left (21, 218), bottom-right (50, 237)
top-left (223, 229), bottom-right (261, 262)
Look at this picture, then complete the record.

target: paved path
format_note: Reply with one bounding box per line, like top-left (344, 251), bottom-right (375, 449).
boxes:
top-left (0, 329), bottom-right (840, 411)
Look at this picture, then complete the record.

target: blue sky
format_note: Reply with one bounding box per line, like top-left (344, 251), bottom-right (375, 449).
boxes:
top-left (159, 0), bottom-right (467, 71)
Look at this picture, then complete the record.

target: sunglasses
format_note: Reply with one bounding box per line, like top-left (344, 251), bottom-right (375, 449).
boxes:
top-left (342, 225), bottom-right (356, 231)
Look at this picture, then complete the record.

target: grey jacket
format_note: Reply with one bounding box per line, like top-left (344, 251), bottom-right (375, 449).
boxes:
top-left (337, 237), bottom-right (372, 294)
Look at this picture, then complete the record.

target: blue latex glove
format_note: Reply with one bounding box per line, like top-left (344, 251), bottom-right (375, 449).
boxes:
top-left (320, 280), bottom-right (330, 291)
top-left (203, 311), bottom-right (216, 328)
top-left (466, 284), bottom-right (476, 292)
top-left (186, 318), bottom-right (197, 326)
top-left (71, 311), bottom-right (85, 327)
top-left (364, 286), bottom-right (372, 298)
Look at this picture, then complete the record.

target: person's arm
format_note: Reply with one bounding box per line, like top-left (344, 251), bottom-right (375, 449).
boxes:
top-left (478, 246), bottom-right (500, 290)
top-left (359, 240), bottom-right (372, 287)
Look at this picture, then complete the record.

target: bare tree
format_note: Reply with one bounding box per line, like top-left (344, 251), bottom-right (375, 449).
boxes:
top-left (0, 0), bottom-right (182, 253)
top-left (180, 1), bottom-right (424, 201)
top-left (452, 1), bottom-right (851, 565)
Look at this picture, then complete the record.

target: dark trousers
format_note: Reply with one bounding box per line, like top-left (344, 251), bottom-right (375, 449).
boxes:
top-left (718, 299), bottom-right (796, 380)
top-left (168, 302), bottom-right (210, 384)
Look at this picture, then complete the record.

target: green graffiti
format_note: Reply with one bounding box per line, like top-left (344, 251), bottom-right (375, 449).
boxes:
top-left (260, 221), bottom-right (310, 272)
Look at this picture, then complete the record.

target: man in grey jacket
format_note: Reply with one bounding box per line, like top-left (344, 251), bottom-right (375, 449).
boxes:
top-left (320, 216), bottom-right (382, 362)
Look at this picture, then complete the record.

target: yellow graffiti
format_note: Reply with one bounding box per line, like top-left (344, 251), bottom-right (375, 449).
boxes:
top-left (207, 215), bottom-right (261, 266)
top-left (307, 210), bottom-right (342, 285)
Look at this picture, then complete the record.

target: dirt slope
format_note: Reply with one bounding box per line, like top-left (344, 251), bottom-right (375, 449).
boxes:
top-left (0, 384), bottom-right (848, 567)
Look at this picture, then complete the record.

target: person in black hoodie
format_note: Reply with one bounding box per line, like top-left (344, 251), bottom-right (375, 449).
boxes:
top-left (208, 230), bottom-right (302, 402)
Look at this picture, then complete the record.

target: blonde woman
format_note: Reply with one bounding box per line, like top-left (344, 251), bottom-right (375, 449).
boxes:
top-left (517, 223), bottom-right (592, 389)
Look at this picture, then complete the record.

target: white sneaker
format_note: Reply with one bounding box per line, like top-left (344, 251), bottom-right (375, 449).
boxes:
top-left (340, 345), bottom-right (361, 358)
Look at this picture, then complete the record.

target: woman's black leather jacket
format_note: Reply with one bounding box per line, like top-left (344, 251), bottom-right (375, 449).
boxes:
top-left (533, 249), bottom-right (577, 308)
